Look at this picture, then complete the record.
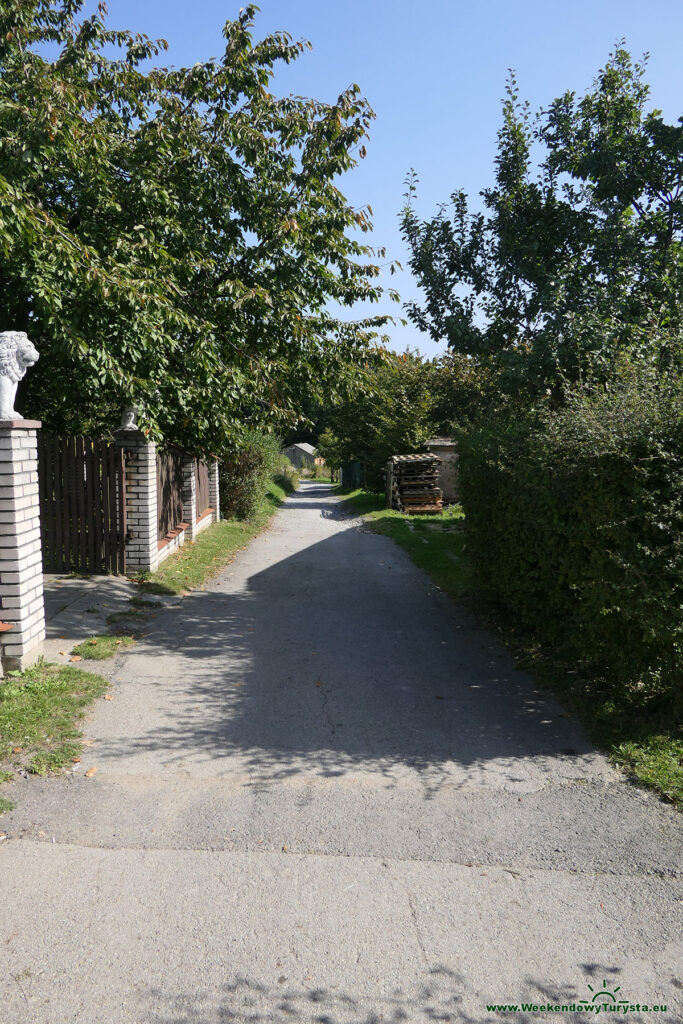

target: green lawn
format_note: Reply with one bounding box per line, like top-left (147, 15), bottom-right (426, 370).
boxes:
top-left (0, 663), bottom-right (110, 808)
top-left (337, 486), bottom-right (682, 808)
top-left (139, 474), bottom-right (296, 596)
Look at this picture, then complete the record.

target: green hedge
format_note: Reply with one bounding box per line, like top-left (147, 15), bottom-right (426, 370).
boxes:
top-left (458, 376), bottom-right (683, 714)
top-left (219, 431), bottom-right (284, 520)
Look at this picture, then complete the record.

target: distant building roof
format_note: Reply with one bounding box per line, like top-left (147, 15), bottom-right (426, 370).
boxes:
top-left (291, 442), bottom-right (316, 455)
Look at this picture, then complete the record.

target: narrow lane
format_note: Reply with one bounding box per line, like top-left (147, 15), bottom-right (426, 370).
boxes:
top-left (1, 481), bottom-right (681, 1023)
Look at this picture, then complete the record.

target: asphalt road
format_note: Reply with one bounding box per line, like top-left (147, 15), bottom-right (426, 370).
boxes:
top-left (1, 481), bottom-right (681, 1023)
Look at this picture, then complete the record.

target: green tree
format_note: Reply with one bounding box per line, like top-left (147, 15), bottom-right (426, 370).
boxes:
top-left (317, 350), bottom-right (435, 488)
top-left (401, 47), bottom-right (683, 397)
top-left (1, 0), bottom-right (396, 452)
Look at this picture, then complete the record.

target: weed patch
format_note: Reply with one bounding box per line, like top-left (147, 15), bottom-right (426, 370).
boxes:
top-left (0, 663), bottom-right (108, 780)
top-left (128, 597), bottom-right (162, 609)
top-left (72, 635), bottom-right (135, 660)
top-left (106, 610), bottom-right (147, 626)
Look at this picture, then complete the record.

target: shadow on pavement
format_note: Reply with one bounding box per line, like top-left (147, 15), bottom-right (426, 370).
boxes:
top-left (143, 965), bottom-right (656, 1024)
top-left (91, 489), bottom-right (600, 794)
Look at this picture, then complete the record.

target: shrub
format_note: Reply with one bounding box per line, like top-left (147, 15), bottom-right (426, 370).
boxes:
top-left (219, 431), bottom-right (283, 520)
top-left (458, 373), bottom-right (683, 715)
top-left (273, 463), bottom-right (299, 494)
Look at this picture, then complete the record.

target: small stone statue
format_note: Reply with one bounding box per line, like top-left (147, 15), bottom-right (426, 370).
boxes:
top-left (0, 331), bottom-right (39, 420)
top-left (120, 405), bottom-right (139, 430)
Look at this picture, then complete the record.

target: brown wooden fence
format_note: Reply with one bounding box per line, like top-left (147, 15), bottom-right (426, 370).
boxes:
top-left (195, 460), bottom-right (210, 520)
top-left (38, 434), bottom-right (127, 574)
top-left (157, 447), bottom-right (184, 541)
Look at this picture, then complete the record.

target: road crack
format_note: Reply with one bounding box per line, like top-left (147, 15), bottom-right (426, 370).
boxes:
top-left (407, 891), bottom-right (429, 968)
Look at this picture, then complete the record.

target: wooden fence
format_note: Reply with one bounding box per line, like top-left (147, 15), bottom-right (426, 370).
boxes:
top-left (38, 434), bottom-right (127, 574)
top-left (195, 460), bottom-right (210, 519)
top-left (156, 447), bottom-right (185, 541)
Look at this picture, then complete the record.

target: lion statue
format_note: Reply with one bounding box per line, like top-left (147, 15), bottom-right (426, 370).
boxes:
top-left (0, 331), bottom-right (39, 420)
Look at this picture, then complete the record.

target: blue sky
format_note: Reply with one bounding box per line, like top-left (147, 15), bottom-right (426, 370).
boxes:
top-left (104, 1), bottom-right (682, 357)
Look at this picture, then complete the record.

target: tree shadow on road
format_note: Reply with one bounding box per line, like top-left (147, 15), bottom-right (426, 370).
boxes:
top-left (143, 964), bottom-right (674, 1024)
top-left (91, 499), bottom-right (605, 798)
top-left (143, 969), bottom-right (507, 1024)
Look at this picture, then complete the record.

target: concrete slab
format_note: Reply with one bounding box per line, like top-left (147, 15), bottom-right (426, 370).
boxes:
top-left (0, 843), bottom-right (680, 1023)
top-left (41, 572), bottom-right (182, 666)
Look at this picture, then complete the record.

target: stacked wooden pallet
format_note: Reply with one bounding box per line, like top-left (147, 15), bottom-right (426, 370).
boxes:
top-left (387, 454), bottom-right (443, 514)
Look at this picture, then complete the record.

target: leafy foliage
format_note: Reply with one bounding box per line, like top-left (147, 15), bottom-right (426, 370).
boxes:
top-left (401, 47), bottom-right (683, 396)
top-left (0, 1), bottom-right (396, 451)
top-left (458, 371), bottom-right (683, 716)
top-left (316, 349), bottom-right (498, 490)
top-left (220, 430), bottom-right (285, 520)
top-left (316, 351), bottom-right (436, 489)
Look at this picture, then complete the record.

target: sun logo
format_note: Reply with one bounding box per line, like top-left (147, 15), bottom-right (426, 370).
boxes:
top-left (582, 980), bottom-right (623, 1005)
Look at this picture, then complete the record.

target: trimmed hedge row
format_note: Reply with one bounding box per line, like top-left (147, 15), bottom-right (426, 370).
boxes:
top-left (458, 377), bottom-right (682, 712)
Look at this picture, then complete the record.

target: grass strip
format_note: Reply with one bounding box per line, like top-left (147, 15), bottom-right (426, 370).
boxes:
top-left (72, 635), bottom-right (135, 660)
top-left (337, 486), bottom-right (682, 808)
top-left (139, 475), bottom-right (296, 597)
top-left (0, 663), bottom-right (109, 797)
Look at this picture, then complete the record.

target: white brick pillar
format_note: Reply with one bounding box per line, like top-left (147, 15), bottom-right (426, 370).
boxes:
top-left (114, 428), bottom-right (159, 573)
top-left (209, 460), bottom-right (220, 522)
top-left (181, 455), bottom-right (197, 541)
top-left (0, 420), bottom-right (45, 671)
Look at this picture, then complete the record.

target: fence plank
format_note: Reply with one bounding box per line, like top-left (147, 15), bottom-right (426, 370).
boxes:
top-left (117, 448), bottom-right (127, 574)
top-left (37, 433), bottom-right (47, 570)
top-left (67, 435), bottom-right (77, 573)
top-left (76, 436), bottom-right (86, 572)
top-left (98, 441), bottom-right (109, 573)
top-left (195, 460), bottom-right (210, 519)
top-left (92, 440), bottom-right (103, 572)
top-left (107, 443), bottom-right (118, 573)
top-left (84, 437), bottom-right (93, 571)
top-left (53, 434), bottom-right (63, 572)
top-left (48, 436), bottom-right (56, 572)
top-left (62, 434), bottom-right (72, 572)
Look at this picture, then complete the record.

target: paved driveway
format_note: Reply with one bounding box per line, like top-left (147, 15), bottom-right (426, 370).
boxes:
top-left (1, 481), bottom-right (681, 1022)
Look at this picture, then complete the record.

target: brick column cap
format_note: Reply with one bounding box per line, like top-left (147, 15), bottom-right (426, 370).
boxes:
top-left (0, 419), bottom-right (42, 430)
top-left (113, 428), bottom-right (149, 442)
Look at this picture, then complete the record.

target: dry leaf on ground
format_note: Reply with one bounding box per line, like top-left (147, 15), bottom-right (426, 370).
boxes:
top-left (84, 767), bottom-right (97, 778)
top-left (104, 694), bottom-right (113, 701)
top-left (71, 757), bottom-right (80, 763)
top-left (69, 655), bottom-right (82, 663)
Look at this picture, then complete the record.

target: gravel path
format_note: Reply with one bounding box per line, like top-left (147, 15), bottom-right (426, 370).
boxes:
top-left (1, 481), bottom-right (681, 1023)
